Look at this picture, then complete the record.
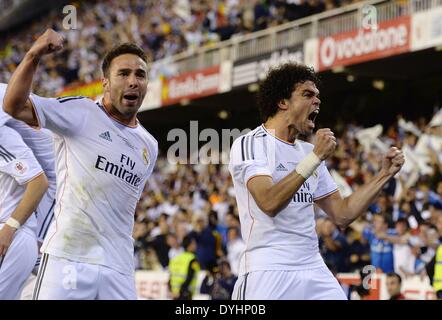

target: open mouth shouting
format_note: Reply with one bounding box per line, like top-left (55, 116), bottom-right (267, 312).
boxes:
top-left (307, 109), bottom-right (319, 129)
top-left (122, 92), bottom-right (140, 105)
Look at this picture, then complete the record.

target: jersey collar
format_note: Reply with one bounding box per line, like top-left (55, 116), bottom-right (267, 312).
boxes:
top-left (95, 99), bottom-right (139, 129)
top-left (261, 124), bottom-right (297, 146)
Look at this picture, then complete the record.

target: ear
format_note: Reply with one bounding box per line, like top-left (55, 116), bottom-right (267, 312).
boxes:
top-left (277, 99), bottom-right (289, 110)
top-left (102, 77), bottom-right (109, 92)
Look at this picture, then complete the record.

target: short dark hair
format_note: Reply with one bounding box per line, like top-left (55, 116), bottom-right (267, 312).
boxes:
top-left (387, 272), bottom-right (402, 284)
top-left (102, 43), bottom-right (148, 77)
top-left (396, 218), bottom-right (410, 229)
top-left (257, 63), bottom-right (320, 122)
top-left (182, 234), bottom-right (195, 250)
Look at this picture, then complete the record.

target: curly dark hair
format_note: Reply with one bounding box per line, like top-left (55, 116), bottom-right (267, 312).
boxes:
top-left (102, 43), bottom-right (148, 77)
top-left (257, 63), bottom-right (321, 122)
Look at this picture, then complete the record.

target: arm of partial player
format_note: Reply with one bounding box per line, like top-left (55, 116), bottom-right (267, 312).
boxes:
top-left (3, 29), bottom-right (64, 126)
top-left (0, 172), bottom-right (48, 256)
top-left (2, 51), bottom-right (39, 127)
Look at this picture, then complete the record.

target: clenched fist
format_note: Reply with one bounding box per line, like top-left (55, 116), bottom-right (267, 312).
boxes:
top-left (28, 29), bottom-right (64, 59)
top-left (312, 128), bottom-right (337, 161)
top-left (381, 147), bottom-right (405, 176)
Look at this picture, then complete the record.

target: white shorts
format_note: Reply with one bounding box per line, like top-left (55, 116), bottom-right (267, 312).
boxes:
top-left (20, 272), bottom-right (37, 300)
top-left (33, 254), bottom-right (137, 300)
top-left (0, 227), bottom-right (38, 299)
top-left (232, 266), bottom-right (347, 300)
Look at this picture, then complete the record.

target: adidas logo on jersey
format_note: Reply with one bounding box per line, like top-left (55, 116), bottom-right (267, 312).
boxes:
top-left (99, 131), bottom-right (112, 142)
top-left (276, 163), bottom-right (288, 171)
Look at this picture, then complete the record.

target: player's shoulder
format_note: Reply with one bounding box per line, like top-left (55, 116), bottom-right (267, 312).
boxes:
top-left (0, 125), bottom-right (21, 141)
top-left (230, 126), bottom-right (269, 164)
top-left (296, 139), bottom-right (314, 151)
top-left (232, 126), bottom-right (267, 147)
top-left (137, 124), bottom-right (158, 152)
top-left (55, 95), bottom-right (94, 106)
top-left (0, 126), bottom-right (28, 164)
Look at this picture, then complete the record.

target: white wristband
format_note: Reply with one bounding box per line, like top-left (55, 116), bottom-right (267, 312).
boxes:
top-left (6, 217), bottom-right (21, 229)
top-left (295, 152), bottom-right (321, 179)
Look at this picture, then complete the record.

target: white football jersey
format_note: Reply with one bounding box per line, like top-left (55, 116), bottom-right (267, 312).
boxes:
top-left (0, 126), bottom-right (43, 236)
top-left (1, 83), bottom-right (56, 242)
top-left (29, 94), bottom-right (158, 275)
top-left (229, 125), bottom-right (338, 276)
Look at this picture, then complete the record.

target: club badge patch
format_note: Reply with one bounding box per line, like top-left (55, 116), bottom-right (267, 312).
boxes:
top-left (142, 148), bottom-right (149, 165)
top-left (15, 161), bottom-right (27, 174)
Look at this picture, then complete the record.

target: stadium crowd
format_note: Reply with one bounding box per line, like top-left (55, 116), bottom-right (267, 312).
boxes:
top-left (132, 114), bottom-right (442, 299)
top-left (0, 0), bottom-right (363, 95)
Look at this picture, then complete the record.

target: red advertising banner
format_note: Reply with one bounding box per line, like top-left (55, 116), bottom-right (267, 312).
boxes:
top-left (161, 66), bottom-right (221, 106)
top-left (57, 79), bottom-right (103, 99)
top-left (318, 16), bottom-right (411, 71)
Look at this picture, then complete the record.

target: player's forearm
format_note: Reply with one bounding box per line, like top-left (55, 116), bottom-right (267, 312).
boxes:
top-left (3, 52), bottom-right (40, 117)
top-left (253, 171), bottom-right (306, 217)
top-left (334, 170), bottom-right (392, 227)
top-left (11, 172), bottom-right (48, 226)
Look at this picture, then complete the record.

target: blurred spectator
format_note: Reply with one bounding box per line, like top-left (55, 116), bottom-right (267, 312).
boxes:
top-left (149, 213), bottom-right (171, 269)
top-left (411, 222), bottom-right (439, 276)
top-left (386, 272), bottom-right (406, 300)
top-left (362, 214), bottom-right (395, 273)
top-left (199, 261), bottom-right (218, 296)
top-left (391, 218), bottom-right (415, 277)
top-left (167, 232), bottom-right (184, 260)
top-left (319, 218), bottom-right (349, 272)
top-left (190, 211), bottom-right (224, 270)
top-left (133, 220), bottom-right (149, 270)
top-left (200, 259), bottom-right (237, 300)
top-left (168, 234), bottom-right (200, 300)
top-left (226, 226), bottom-right (245, 276)
top-left (210, 260), bottom-right (237, 300)
top-left (345, 227), bottom-right (371, 273)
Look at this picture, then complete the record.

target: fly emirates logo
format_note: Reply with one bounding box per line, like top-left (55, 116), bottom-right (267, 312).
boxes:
top-left (95, 154), bottom-right (142, 187)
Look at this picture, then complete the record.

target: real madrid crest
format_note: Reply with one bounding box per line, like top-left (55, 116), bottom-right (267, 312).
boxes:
top-left (142, 148), bottom-right (149, 165)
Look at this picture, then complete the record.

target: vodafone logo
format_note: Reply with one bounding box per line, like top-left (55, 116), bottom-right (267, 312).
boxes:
top-left (319, 17), bottom-right (411, 70)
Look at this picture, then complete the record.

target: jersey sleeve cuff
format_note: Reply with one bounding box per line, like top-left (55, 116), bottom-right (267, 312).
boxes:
top-left (16, 168), bottom-right (44, 186)
top-left (244, 167), bottom-right (272, 186)
top-left (314, 188), bottom-right (339, 201)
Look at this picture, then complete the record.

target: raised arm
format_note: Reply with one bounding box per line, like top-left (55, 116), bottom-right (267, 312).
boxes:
top-left (316, 147), bottom-right (405, 228)
top-left (2, 29), bottom-right (64, 126)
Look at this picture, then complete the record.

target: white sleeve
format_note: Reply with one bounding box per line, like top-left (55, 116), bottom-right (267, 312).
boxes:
top-left (0, 126), bottom-right (43, 185)
top-left (313, 161), bottom-right (339, 200)
top-left (147, 140), bottom-right (158, 177)
top-left (0, 83), bottom-right (12, 127)
top-left (229, 135), bottom-right (272, 186)
top-left (29, 94), bottom-right (93, 136)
